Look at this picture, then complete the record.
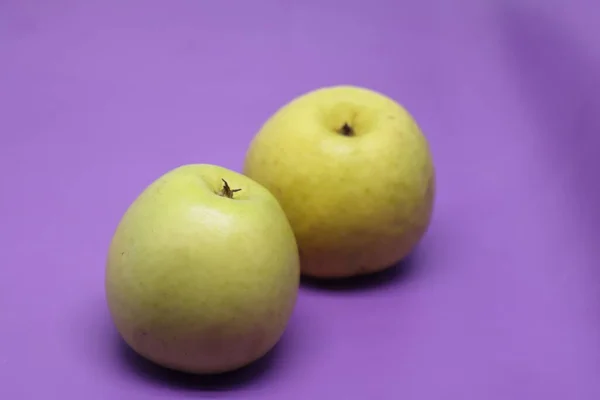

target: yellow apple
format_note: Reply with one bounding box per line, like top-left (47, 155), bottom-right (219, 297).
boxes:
top-left (105, 164), bottom-right (300, 374)
top-left (243, 85), bottom-right (435, 279)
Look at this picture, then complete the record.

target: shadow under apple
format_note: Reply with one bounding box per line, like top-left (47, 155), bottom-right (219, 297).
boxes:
top-left (300, 249), bottom-right (420, 292)
top-left (116, 334), bottom-right (282, 392)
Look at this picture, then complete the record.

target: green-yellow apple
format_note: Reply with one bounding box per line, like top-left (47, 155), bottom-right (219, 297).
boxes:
top-left (105, 164), bottom-right (300, 374)
top-left (243, 85), bottom-right (435, 279)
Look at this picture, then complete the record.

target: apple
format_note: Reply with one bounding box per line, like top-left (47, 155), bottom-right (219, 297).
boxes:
top-left (105, 164), bottom-right (300, 374)
top-left (243, 85), bottom-right (435, 279)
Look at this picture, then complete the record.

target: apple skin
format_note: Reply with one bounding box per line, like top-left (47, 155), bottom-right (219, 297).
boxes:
top-left (105, 164), bottom-right (300, 374)
top-left (243, 85), bottom-right (435, 279)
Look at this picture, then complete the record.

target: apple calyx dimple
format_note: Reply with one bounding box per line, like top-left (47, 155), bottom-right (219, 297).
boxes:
top-left (338, 123), bottom-right (354, 136)
top-left (219, 179), bottom-right (242, 199)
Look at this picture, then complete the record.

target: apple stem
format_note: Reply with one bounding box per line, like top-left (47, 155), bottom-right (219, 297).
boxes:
top-left (339, 123), bottom-right (354, 136)
top-left (219, 179), bottom-right (242, 199)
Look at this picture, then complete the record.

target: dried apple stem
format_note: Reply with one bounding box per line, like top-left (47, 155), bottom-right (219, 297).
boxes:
top-left (219, 179), bottom-right (241, 198)
top-left (338, 123), bottom-right (354, 136)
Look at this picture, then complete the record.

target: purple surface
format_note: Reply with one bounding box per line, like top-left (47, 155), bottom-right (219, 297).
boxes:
top-left (1, 0), bottom-right (599, 398)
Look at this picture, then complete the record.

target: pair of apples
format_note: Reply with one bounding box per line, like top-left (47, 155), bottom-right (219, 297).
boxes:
top-left (105, 86), bottom-right (436, 375)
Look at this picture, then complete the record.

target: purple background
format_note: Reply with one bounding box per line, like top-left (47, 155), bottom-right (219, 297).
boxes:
top-left (1, 0), bottom-right (599, 398)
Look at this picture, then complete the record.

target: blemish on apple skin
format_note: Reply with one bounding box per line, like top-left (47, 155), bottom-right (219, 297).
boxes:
top-left (120, 251), bottom-right (125, 256)
top-left (132, 329), bottom-right (149, 345)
